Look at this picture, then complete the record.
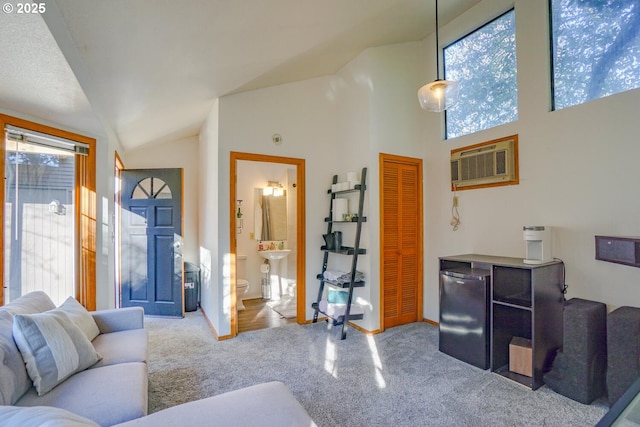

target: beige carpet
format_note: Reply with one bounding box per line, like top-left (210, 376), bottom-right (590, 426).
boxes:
top-left (144, 311), bottom-right (609, 427)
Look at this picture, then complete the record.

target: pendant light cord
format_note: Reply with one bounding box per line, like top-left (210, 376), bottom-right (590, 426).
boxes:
top-left (417, 0), bottom-right (459, 111)
top-left (435, 0), bottom-right (440, 81)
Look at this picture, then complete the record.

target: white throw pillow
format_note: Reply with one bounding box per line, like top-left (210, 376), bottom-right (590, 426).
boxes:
top-left (0, 405), bottom-right (100, 427)
top-left (13, 310), bottom-right (102, 395)
top-left (58, 296), bottom-right (100, 341)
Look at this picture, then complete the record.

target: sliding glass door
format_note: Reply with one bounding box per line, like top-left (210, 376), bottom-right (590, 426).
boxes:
top-left (4, 131), bottom-right (77, 305)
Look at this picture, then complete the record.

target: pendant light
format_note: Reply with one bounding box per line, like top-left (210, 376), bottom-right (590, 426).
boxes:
top-left (417, 0), bottom-right (459, 112)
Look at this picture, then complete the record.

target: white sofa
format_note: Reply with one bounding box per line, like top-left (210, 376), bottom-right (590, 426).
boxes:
top-left (0, 292), bottom-right (316, 427)
top-left (1, 291), bottom-right (148, 426)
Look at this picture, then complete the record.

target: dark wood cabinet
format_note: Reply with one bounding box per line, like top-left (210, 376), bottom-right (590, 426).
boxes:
top-left (439, 254), bottom-right (565, 390)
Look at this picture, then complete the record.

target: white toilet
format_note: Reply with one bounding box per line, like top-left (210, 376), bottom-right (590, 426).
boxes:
top-left (236, 255), bottom-right (250, 310)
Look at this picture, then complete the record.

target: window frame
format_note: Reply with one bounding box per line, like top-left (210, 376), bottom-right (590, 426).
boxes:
top-left (443, 8), bottom-right (518, 140)
top-left (0, 114), bottom-right (97, 309)
top-left (548, 0), bottom-right (640, 110)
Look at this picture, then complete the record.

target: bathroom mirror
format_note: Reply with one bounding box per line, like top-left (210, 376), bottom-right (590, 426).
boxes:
top-left (254, 188), bottom-right (287, 241)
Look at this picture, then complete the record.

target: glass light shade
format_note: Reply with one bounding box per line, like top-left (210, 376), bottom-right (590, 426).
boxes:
top-left (417, 79), bottom-right (460, 112)
top-left (263, 184), bottom-right (284, 197)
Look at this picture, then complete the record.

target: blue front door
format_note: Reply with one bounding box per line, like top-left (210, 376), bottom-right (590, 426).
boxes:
top-left (120, 168), bottom-right (183, 317)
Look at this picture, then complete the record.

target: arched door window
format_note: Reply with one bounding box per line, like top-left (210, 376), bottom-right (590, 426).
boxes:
top-left (132, 177), bottom-right (172, 200)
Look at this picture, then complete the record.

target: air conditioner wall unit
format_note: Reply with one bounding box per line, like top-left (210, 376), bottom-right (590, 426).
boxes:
top-left (450, 135), bottom-right (518, 189)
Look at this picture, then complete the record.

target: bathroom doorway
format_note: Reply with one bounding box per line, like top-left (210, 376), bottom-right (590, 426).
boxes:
top-left (230, 152), bottom-right (305, 336)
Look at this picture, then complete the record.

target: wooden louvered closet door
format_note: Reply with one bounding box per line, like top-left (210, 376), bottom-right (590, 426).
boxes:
top-left (381, 154), bottom-right (423, 329)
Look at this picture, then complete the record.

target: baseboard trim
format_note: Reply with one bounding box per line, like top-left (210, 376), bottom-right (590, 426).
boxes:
top-left (350, 322), bottom-right (381, 335)
top-left (231, 311), bottom-right (432, 336)
top-left (424, 318), bottom-right (438, 327)
top-left (301, 318), bottom-right (381, 335)
top-left (200, 307), bottom-right (233, 341)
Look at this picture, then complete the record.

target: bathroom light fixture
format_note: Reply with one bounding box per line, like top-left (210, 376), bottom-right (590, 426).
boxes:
top-left (263, 181), bottom-right (284, 197)
top-left (417, 0), bottom-right (459, 112)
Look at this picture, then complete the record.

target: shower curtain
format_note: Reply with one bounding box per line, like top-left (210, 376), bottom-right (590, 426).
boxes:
top-left (261, 194), bottom-right (272, 240)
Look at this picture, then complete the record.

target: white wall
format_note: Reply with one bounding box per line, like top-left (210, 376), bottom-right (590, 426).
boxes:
top-left (421, 0), bottom-right (640, 321)
top-left (205, 77), bottom-right (339, 337)
top-left (199, 37), bottom-right (446, 335)
top-left (333, 42), bottom-right (426, 331)
top-left (121, 136), bottom-right (200, 264)
top-left (196, 0), bottom-right (640, 336)
top-left (198, 100), bottom-right (221, 332)
top-left (95, 131), bottom-right (115, 310)
top-left (200, 41), bottom-right (427, 336)
top-left (286, 167), bottom-right (298, 290)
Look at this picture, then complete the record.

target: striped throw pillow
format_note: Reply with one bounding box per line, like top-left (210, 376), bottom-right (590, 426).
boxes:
top-left (58, 297), bottom-right (100, 341)
top-left (12, 310), bottom-right (102, 395)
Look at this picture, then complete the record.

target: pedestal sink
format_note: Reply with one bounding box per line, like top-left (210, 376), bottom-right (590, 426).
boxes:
top-left (258, 249), bottom-right (291, 260)
top-left (258, 250), bottom-right (291, 300)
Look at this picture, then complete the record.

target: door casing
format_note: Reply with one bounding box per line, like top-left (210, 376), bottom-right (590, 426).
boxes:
top-left (229, 152), bottom-right (305, 338)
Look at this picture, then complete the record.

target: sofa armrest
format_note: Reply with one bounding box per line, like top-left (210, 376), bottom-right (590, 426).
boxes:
top-left (91, 307), bottom-right (144, 333)
top-left (113, 382), bottom-right (316, 427)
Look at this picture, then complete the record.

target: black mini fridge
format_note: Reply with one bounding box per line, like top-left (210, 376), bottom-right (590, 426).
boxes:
top-left (439, 267), bottom-right (490, 369)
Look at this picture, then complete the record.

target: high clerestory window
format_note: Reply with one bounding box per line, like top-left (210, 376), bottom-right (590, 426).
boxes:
top-left (550, 0), bottom-right (640, 110)
top-left (444, 9), bottom-right (518, 139)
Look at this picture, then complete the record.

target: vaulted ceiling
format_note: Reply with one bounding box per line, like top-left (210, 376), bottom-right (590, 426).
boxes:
top-left (0, 0), bottom-right (479, 150)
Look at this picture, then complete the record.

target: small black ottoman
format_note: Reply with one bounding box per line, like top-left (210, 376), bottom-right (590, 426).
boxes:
top-left (607, 306), bottom-right (640, 406)
top-left (544, 298), bottom-right (607, 404)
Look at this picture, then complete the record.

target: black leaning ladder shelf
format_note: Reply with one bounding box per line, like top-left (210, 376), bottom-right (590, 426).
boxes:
top-left (311, 167), bottom-right (367, 340)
